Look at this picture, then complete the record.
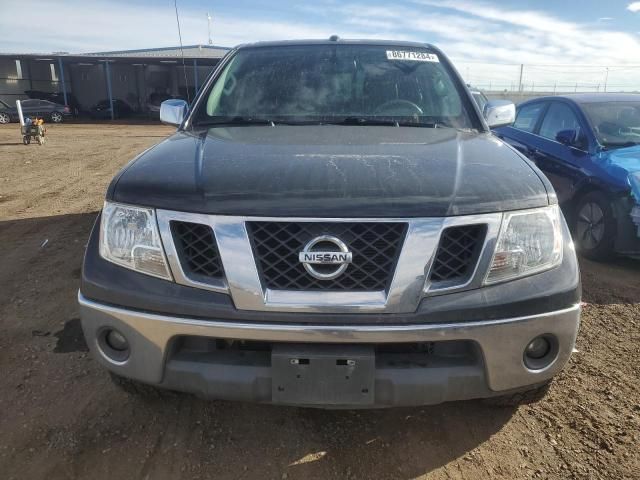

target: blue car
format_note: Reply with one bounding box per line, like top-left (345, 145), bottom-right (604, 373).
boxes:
top-left (495, 94), bottom-right (640, 260)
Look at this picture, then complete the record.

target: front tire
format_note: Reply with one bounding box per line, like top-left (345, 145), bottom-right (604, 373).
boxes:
top-left (0, 112), bottom-right (10, 124)
top-left (574, 191), bottom-right (616, 261)
top-left (50, 112), bottom-right (63, 123)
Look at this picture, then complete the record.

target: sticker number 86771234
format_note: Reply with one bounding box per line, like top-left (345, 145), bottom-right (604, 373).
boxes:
top-left (385, 50), bottom-right (439, 62)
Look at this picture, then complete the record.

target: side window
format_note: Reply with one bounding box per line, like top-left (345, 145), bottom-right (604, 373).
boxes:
top-left (539, 103), bottom-right (581, 141)
top-left (513, 103), bottom-right (544, 132)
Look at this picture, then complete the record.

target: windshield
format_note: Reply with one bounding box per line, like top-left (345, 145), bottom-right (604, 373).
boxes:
top-left (194, 44), bottom-right (474, 129)
top-left (582, 101), bottom-right (640, 148)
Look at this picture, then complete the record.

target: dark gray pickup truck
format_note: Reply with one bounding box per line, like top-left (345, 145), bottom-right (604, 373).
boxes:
top-left (79, 38), bottom-right (581, 408)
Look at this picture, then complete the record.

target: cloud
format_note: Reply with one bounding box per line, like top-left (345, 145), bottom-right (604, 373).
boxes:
top-left (598, 17), bottom-right (613, 21)
top-left (320, 0), bottom-right (640, 89)
top-left (0, 0), bottom-right (370, 53)
top-left (628, 2), bottom-right (640, 12)
top-left (1, 0), bottom-right (638, 90)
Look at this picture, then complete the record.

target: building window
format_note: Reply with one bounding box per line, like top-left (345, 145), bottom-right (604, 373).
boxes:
top-left (15, 60), bottom-right (23, 79)
top-left (119, 74), bottom-right (127, 82)
top-left (50, 63), bottom-right (58, 82)
top-left (81, 72), bottom-right (89, 81)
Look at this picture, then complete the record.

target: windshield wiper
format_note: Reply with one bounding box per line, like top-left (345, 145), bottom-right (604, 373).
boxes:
top-left (196, 116), bottom-right (276, 127)
top-left (327, 117), bottom-right (442, 128)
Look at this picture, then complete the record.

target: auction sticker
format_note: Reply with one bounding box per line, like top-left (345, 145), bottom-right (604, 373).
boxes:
top-left (386, 50), bottom-right (439, 62)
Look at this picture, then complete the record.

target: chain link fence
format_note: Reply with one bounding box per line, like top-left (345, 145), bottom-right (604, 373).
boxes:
top-left (454, 61), bottom-right (640, 98)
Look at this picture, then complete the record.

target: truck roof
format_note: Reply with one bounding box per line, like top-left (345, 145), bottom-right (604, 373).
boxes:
top-left (235, 37), bottom-right (436, 50)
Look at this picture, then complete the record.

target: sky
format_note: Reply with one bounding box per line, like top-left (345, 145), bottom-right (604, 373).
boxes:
top-left (2, 0), bottom-right (640, 90)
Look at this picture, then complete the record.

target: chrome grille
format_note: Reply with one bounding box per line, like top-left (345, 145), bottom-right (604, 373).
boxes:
top-left (171, 221), bottom-right (225, 280)
top-left (247, 222), bottom-right (407, 291)
top-left (429, 225), bottom-right (486, 283)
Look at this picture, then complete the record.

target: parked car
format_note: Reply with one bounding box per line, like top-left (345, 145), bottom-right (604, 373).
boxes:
top-left (0, 100), bottom-right (11, 123)
top-left (24, 90), bottom-right (81, 116)
top-left (0, 98), bottom-right (71, 124)
top-left (79, 38), bottom-right (580, 409)
top-left (494, 94), bottom-right (640, 260)
top-left (89, 99), bottom-right (133, 119)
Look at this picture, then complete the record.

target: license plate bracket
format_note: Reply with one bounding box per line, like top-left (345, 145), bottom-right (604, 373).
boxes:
top-left (271, 345), bottom-right (375, 406)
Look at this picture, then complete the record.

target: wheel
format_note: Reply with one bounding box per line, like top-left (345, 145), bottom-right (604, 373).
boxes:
top-left (23, 135), bottom-right (31, 145)
top-left (50, 111), bottom-right (63, 123)
top-left (109, 372), bottom-right (175, 399)
top-left (574, 191), bottom-right (616, 261)
top-left (0, 112), bottom-right (10, 124)
top-left (484, 381), bottom-right (551, 407)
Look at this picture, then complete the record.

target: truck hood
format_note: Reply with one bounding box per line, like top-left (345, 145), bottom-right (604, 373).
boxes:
top-left (110, 125), bottom-right (550, 217)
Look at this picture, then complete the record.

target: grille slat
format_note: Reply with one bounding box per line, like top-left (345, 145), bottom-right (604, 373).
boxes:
top-left (429, 225), bottom-right (486, 283)
top-left (248, 222), bottom-right (407, 291)
top-left (171, 221), bottom-right (225, 280)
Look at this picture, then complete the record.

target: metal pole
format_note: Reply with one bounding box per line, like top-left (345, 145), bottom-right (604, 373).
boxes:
top-left (207, 13), bottom-right (212, 45)
top-left (104, 61), bottom-right (115, 120)
top-left (604, 67), bottom-right (609, 93)
top-left (57, 57), bottom-right (69, 107)
top-left (517, 64), bottom-right (524, 92)
top-left (16, 99), bottom-right (25, 126)
top-left (193, 59), bottom-right (199, 96)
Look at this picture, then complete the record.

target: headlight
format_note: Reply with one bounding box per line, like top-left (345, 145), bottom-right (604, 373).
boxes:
top-left (99, 201), bottom-right (172, 280)
top-left (485, 205), bottom-right (563, 284)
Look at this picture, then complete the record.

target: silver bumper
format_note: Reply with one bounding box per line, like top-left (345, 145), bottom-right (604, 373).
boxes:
top-left (79, 293), bottom-right (580, 399)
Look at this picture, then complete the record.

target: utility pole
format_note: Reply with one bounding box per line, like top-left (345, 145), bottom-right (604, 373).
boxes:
top-left (517, 64), bottom-right (524, 93)
top-left (207, 12), bottom-right (213, 45)
top-left (604, 67), bottom-right (609, 93)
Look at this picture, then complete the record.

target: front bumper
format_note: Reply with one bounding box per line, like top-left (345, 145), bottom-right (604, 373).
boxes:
top-left (79, 293), bottom-right (580, 407)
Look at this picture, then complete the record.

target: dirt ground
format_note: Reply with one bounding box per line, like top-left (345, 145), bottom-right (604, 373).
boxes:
top-left (0, 122), bottom-right (639, 480)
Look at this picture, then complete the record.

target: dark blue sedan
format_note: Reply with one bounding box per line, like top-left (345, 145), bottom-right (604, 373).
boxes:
top-left (495, 94), bottom-right (640, 260)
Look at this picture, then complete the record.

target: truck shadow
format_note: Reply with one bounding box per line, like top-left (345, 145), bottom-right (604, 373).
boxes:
top-left (109, 394), bottom-right (518, 479)
top-left (277, 400), bottom-right (517, 478)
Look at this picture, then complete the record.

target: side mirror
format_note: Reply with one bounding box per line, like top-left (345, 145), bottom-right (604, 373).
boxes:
top-left (484, 100), bottom-right (516, 128)
top-left (160, 99), bottom-right (188, 126)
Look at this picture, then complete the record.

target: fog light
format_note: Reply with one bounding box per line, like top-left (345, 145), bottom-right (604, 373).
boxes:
top-left (525, 336), bottom-right (550, 359)
top-left (105, 329), bottom-right (128, 352)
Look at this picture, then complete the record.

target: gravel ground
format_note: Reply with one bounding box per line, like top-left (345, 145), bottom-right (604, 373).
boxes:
top-left (0, 122), bottom-right (639, 480)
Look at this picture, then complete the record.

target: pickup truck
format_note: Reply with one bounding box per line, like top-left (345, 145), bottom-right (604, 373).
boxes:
top-left (79, 38), bottom-right (581, 408)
